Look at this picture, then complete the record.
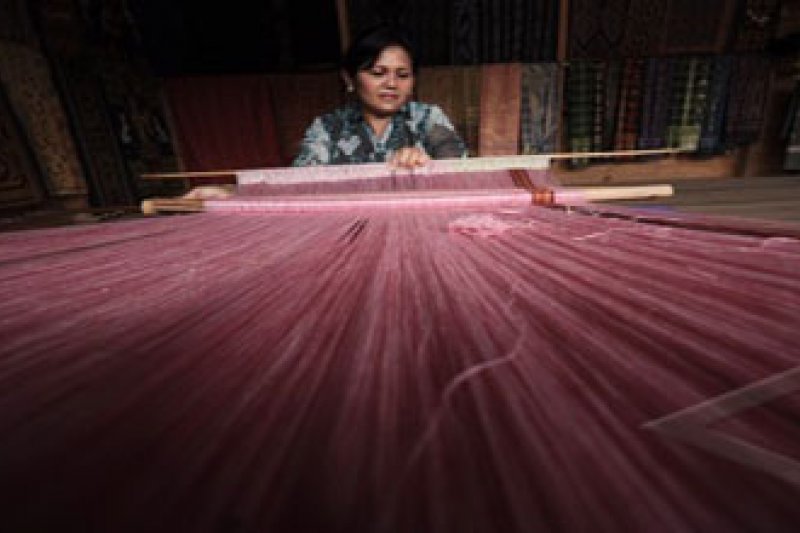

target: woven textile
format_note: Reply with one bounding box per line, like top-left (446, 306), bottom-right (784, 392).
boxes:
top-left (726, 54), bottom-right (771, 146)
top-left (569, 0), bottom-right (630, 59)
top-left (51, 56), bottom-right (136, 206)
top-left (565, 61), bottom-right (600, 165)
top-left (698, 56), bottom-right (733, 155)
top-left (165, 75), bottom-right (284, 170)
top-left (613, 59), bottom-right (646, 151)
top-left (416, 66), bottom-right (482, 156)
top-left (1, 183), bottom-right (799, 531)
top-left (0, 80), bottom-right (42, 208)
top-left (733, 0), bottom-right (781, 52)
top-left (519, 63), bottom-right (560, 154)
top-left (349, 0), bottom-right (558, 65)
top-left (784, 82), bottom-right (800, 170)
top-left (603, 61), bottom-right (623, 151)
top-left (638, 57), bottom-right (673, 149)
top-left (660, 0), bottom-right (736, 54)
top-left (478, 0), bottom-right (558, 63)
top-left (620, 0), bottom-right (668, 57)
top-left (0, 0), bottom-right (38, 45)
top-left (268, 72), bottom-right (344, 163)
top-left (479, 63), bottom-right (522, 155)
top-left (0, 41), bottom-right (86, 197)
top-left (666, 57), bottom-right (711, 151)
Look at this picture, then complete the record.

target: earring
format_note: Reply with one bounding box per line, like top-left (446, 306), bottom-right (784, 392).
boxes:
top-left (346, 84), bottom-right (354, 93)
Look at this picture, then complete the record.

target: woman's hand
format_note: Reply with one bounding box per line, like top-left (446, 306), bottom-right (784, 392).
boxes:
top-left (389, 147), bottom-right (430, 169)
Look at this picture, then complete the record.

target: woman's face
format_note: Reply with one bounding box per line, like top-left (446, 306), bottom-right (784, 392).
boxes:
top-left (355, 45), bottom-right (414, 118)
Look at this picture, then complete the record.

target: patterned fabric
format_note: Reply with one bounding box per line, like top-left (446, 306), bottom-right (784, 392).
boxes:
top-left (666, 57), bottom-right (711, 151)
top-left (591, 62), bottom-right (608, 153)
top-left (0, 42), bottom-right (86, 197)
top-left (519, 63), bottom-right (559, 154)
top-left (603, 60), bottom-right (622, 151)
top-left (726, 54), bottom-right (771, 146)
top-left (293, 101), bottom-right (466, 166)
top-left (639, 57), bottom-right (673, 149)
top-left (733, 0), bottom-right (781, 52)
top-left (569, 0), bottom-right (630, 59)
top-left (477, 0), bottom-right (558, 63)
top-left (660, 0), bottom-right (736, 54)
top-left (416, 66), bottom-right (481, 156)
top-left (620, 0), bottom-right (668, 57)
top-left (698, 56), bottom-right (733, 154)
top-left (783, 82), bottom-right (800, 170)
top-left (348, 0), bottom-right (558, 65)
top-left (268, 72), bottom-right (344, 163)
top-left (452, 0), bottom-right (480, 64)
top-left (613, 59), bottom-right (646, 151)
top-left (479, 63), bottom-right (521, 155)
top-left (51, 56), bottom-right (137, 207)
top-left (0, 0), bottom-right (38, 45)
top-left (98, 57), bottom-right (179, 200)
top-left (0, 79), bottom-right (43, 208)
top-left (565, 60), bottom-right (600, 165)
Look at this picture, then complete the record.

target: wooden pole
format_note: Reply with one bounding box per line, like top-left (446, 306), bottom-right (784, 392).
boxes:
top-left (336, 0), bottom-right (350, 54)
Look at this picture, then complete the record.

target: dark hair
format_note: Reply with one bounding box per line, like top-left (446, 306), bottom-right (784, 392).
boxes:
top-left (342, 25), bottom-right (418, 79)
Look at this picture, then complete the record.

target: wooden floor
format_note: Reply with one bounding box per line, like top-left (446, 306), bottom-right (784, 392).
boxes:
top-left (613, 176), bottom-right (800, 222)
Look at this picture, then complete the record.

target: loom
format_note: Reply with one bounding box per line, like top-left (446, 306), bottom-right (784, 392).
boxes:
top-left (1, 153), bottom-right (799, 532)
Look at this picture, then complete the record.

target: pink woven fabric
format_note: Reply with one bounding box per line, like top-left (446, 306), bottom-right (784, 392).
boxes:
top-left (0, 182), bottom-right (799, 532)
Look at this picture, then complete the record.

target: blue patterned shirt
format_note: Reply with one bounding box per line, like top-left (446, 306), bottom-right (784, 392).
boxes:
top-left (293, 101), bottom-right (467, 166)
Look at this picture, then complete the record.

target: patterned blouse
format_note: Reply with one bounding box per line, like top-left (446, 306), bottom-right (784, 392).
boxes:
top-left (293, 101), bottom-right (467, 166)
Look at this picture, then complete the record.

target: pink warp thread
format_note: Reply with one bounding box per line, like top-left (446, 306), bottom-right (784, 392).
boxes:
top-left (0, 171), bottom-right (799, 532)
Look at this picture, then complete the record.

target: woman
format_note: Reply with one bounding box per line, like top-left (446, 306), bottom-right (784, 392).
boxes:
top-left (293, 25), bottom-right (467, 168)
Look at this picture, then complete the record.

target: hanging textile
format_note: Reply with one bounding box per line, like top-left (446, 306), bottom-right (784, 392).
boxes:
top-left (164, 76), bottom-right (284, 171)
top-left (451, 0), bottom-right (480, 64)
top-left (267, 72), bottom-right (344, 163)
top-left (726, 54), bottom-right (771, 146)
top-left (591, 62), bottom-right (608, 154)
top-left (0, 81), bottom-right (43, 208)
top-left (49, 56), bottom-right (137, 207)
top-left (732, 0), bottom-right (781, 52)
top-left (479, 63), bottom-right (522, 155)
top-left (416, 66), bottom-right (482, 156)
top-left (639, 57), bottom-right (673, 149)
top-left (660, 0), bottom-right (736, 55)
top-left (566, 61), bottom-right (601, 165)
top-left (613, 59), bottom-right (646, 151)
top-left (698, 56), bottom-right (733, 155)
top-left (0, 41), bottom-right (86, 199)
top-left (666, 57), bottom-right (711, 152)
top-left (348, 0), bottom-right (558, 65)
top-left (477, 0), bottom-right (559, 63)
top-left (620, 0), bottom-right (668, 57)
top-left (569, 0), bottom-right (630, 59)
top-left (783, 82), bottom-right (800, 170)
top-left (603, 60), bottom-right (623, 151)
top-left (519, 63), bottom-right (560, 154)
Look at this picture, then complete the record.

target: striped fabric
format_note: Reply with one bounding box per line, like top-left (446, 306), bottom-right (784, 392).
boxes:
top-left (666, 57), bottom-right (711, 152)
top-left (726, 54), bottom-right (771, 147)
top-left (639, 57), bottom-right (673, 150)
top-left (613, 59), bottom-right (646, 151)
top-left (784, 82), bottom-right (800, 170)
top-left (416, 66), bottom-right (482, 156)
top-left (698, 56), bottom-right (733, 154)
top-left (565, 60), bottom-right (598, 165)
top-left (479, 63), bottom-right (522, 156)
top-left (519, 63), bottom-right (560, 154)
